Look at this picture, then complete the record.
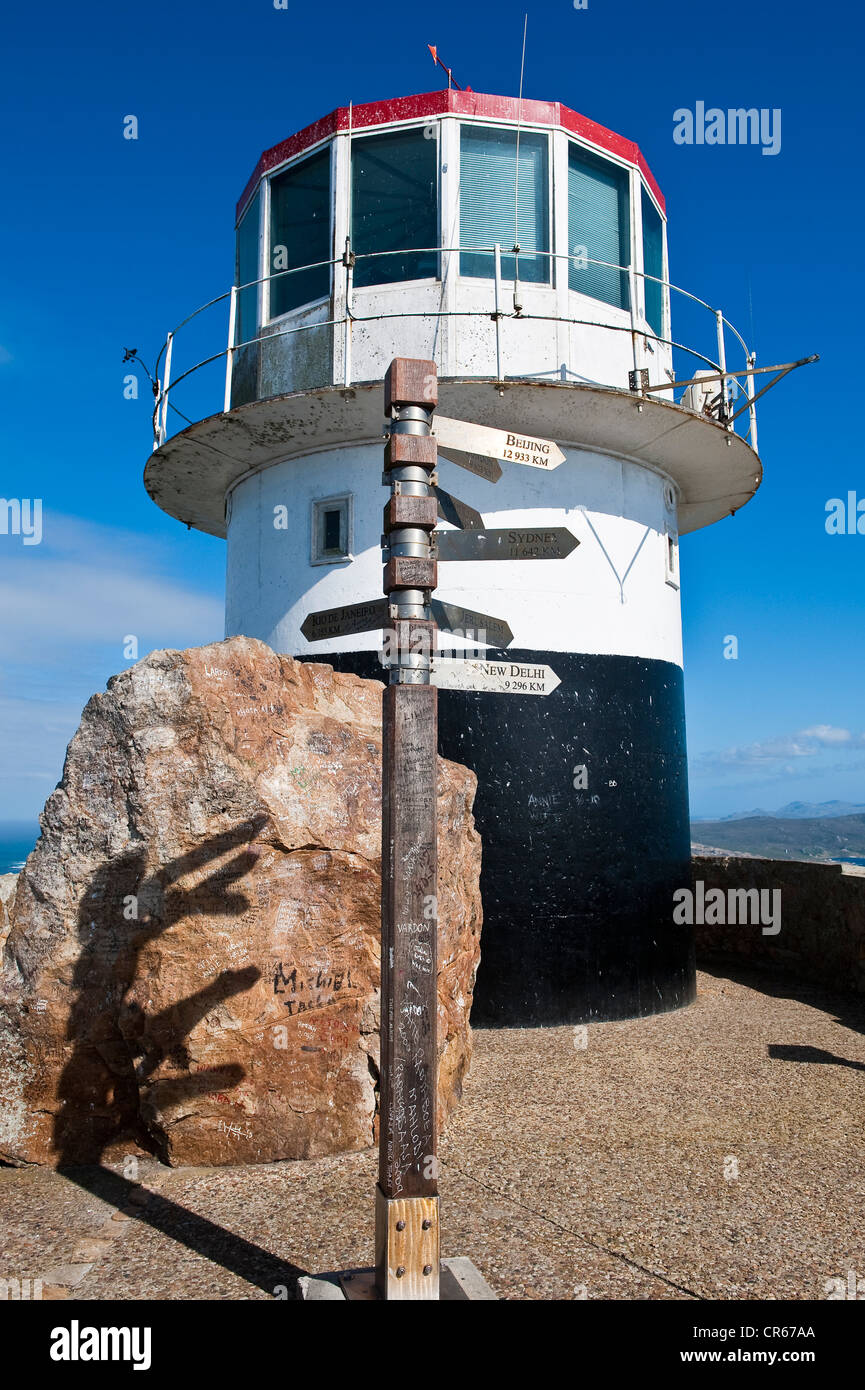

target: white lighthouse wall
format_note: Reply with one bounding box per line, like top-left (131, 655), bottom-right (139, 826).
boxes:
top-left (224, 444), bottom-right (683, 667)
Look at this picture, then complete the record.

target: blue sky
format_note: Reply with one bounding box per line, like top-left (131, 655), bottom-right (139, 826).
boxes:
top-left (0, 0), bottom-right (862, 825)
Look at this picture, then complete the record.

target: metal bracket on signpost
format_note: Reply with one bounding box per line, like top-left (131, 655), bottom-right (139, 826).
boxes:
top-left (377, 357), bottom-right (441, 1301)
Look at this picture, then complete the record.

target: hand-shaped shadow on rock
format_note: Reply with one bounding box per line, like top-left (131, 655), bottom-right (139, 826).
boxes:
top-left (52, 815), bottom-right (310, 1296)
top-left (53, 815), bottom-right (267, 1166)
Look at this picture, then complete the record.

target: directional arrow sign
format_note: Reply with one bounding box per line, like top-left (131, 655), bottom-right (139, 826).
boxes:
top-left (430, 600), bottom-right (513, 649)
top-left (435, 526), bottom-right (579, 563)
top-left (302, 596), bottom-right (514, 647)
top-left (431, 658), bottom-right (561, 696)
top-left (433, 485), bottom-right (484, 531)
top-left (436, 446), bottom-right (503, 484)
top-left (301, 598), bottom-right (387, 642)
top-left (434, 416), bottom-right (566, 471)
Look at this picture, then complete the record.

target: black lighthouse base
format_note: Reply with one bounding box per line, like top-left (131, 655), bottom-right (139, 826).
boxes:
top-left (307, 648), bottom-right (696, 1027)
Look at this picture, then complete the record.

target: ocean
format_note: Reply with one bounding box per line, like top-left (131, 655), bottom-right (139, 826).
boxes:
top-left (0, 823), bottom-right (40, 876)
top-left (1, 827), bottom-right (863, 877)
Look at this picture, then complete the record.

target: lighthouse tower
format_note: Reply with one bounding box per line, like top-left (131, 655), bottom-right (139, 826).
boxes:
top-left (145, 89), bottom-right (762, 1026)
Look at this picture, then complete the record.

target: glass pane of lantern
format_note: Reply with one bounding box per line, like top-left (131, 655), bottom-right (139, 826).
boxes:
top-left (459, 126), bottom-right (549, 283)
top-left (270, 148), bottom-right (331, 317)
top-left (351, 130), bottom-right (438, 288)
top-left (568, 145), bottom-right (631, 310)
top-left (641, 185), bottom-right (664, 337)
top-left (235, 191), bottom-right (260, 348)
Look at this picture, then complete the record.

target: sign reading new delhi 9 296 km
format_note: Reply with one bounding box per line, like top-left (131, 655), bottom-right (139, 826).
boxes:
top-left (430, 658), bottom-right (561, 696)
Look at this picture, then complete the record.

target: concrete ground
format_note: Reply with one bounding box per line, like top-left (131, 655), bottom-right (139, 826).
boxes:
top-left (2, 963), bottom-right (863, 1301)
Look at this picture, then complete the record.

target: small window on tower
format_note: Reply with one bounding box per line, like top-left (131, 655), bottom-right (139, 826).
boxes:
top-left (311, 495), bottom-right (352, 565)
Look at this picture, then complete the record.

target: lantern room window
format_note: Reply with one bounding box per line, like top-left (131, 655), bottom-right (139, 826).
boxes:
top-left (641, 186), bottom-right (665, 338)
top-left (235, 190), bottom-right (260, 347)
top-left (459, 126), bottom-right (550, 283)
top-left (567, 145), bottom-right (630, 311)
top-left (351, 129), bottom-right (438, 288)
top-left (269, 148), bottom-right (331, 318)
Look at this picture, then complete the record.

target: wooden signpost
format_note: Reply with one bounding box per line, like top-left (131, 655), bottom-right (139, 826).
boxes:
top-left (304, 359), bottom-right (572, 1300)
top-left (377, 357), bottom-right (442, 1300)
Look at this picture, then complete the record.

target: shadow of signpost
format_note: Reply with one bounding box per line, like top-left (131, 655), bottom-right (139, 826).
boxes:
top-left (768, 1042), bottom-right (865, 1072)
top-left (52, 815), bottom-right (309, 1297)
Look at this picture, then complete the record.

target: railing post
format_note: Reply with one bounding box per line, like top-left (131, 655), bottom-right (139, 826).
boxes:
top-left (747, 350), bottom-right (758, 452)
top-left (159, 331), bottom-right (174, 446)
top-left (629, 265), bottom-right (640, 377)
top-left (224, 286), bottom-right (238, 414)
top-left (342, 236), bottom-right (355, 391)
top-left (493, 244), bottom-right (503, 383)
top-left (716, 309), bottom-right (731, 428)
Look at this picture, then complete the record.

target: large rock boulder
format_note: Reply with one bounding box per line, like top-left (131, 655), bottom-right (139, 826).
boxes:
top-left (0, 639), bottom-right (482, 1167)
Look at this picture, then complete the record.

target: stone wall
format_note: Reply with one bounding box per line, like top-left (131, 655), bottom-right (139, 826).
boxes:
top-left (692, 855), bottom-right (865, 994)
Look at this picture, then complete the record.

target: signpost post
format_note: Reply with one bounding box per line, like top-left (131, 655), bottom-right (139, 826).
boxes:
top-left (376, 357), bottom-right (441, 1300)
top-left (302, 364), bottom-right (570, 1301)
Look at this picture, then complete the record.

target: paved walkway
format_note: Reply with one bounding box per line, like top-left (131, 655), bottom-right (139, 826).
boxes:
top-left (2, 965), bottom-right (863, 1301)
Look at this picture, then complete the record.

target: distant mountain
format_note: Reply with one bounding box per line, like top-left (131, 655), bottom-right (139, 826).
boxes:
top-left (774, 800), bottom-right (865, 820)
top-left (691, 812), bottom-right (865, 863)
top-left (692, 800), bottom-right (865, 824)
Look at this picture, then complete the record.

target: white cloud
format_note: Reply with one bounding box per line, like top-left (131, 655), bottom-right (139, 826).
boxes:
top-left (798, 725), bottom-right (854, 745)
top-left (0, 514), bottom-right (224, 819)
top-left (692, 725), bottom-right (865, 779)
top-left (0, 513), bottom-right (222, 662)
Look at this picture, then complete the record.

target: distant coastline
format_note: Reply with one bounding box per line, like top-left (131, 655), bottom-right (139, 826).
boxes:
top-left (0, 822), bottom-right (40, 876)
top-left (690, 809), bottom-right (865, 866)
top-left (2, 819), bottom-right (864, 879)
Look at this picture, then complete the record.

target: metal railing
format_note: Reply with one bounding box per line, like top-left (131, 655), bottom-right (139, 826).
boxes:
top-left (151, 244), bottom-right (759, 454)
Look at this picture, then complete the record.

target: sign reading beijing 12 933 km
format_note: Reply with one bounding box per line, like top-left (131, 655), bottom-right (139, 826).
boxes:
top-left (430, 658), bottom-right (561, 696)
top-left (435, 526), bottom-right (579, 563)
top-left (433, 416), bottom-right (566, 471)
